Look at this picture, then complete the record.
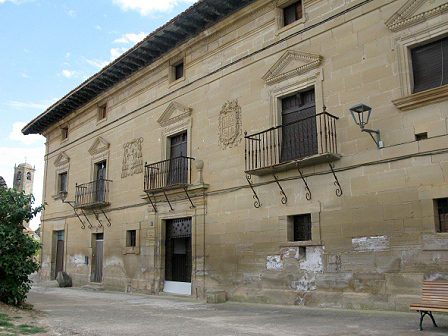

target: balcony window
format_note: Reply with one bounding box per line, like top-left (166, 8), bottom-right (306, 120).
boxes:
top-left (244, 105), bottom-right (339, 175)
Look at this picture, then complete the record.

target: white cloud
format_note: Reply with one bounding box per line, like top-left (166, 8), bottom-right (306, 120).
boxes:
top-left (62, 69), bottom-right (77, 78)
top-left (95, 25), bottom-right (102, 30)
top-left (112, 0), bottom-right (198, 16)
top-left (65, 52), bottom-right (71, 58)
top-left (9, 122), bottom-right (45, 145)
top-left (110, 47), bottom-right (129, 61)
top-left (67, 9), bottom-right (76, 17)
top-left (7, 99), bottom-right (56, 110)
top-left (83, 57), bottom-right (110, 69)
top-left (0, 146), bottom-right (45, 230)
top-left (114, 32), bottom-right (147, 45)
top-left (21, 72), bottom-right (30, 78)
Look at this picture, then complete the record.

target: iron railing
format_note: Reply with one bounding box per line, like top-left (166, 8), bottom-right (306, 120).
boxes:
top-left (144, 156), bottom-right (195, 192)
top-left (245, 111), bottom-right (338, 172)
top-left (75, 179), bottom-right (112, 208)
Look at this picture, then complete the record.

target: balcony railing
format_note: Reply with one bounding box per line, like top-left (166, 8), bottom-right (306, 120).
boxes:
top-left (144, 156), bottom-right (195, 192)
top-left (245, 111), bottom-right (339, 175)
top-left (75, 179), bottom-right (112, 209)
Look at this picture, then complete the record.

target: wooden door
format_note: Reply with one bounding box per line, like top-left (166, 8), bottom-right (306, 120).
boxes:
top-left (168, 133), bottom-right (187, 185)
top-left (95, 161), bottom-right (106, 202)
top-left (281, 89), bottom-right (317, 162)
top-left (55, 231), bottom-right (64, 279)
top-left (93, 233), bottom-right (103, 283)
top-left (165, 218), bottom-right (192, 283)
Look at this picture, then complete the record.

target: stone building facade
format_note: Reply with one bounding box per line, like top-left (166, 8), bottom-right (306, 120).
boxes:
top-left (24, 0), bottom-right (448, 310)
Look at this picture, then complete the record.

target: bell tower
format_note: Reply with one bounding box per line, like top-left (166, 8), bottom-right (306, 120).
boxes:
top-left (13, 162), bottom-right (35, 195)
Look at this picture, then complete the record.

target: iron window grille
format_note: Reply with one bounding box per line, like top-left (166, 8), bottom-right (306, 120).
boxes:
top-left (436, 198), bottom-right (448, 233)
top-left (293, 214), bottom-right (312, 241)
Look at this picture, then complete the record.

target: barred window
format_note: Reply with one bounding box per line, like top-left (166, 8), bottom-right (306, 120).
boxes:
top-left (126, 230), bottom-right (136, 247)
top-left (436, 198), bottom-right (448, 233)
top-left (293, 214), bottom-right (311, 241)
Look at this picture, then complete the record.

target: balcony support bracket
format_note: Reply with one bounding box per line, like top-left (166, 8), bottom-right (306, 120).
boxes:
top-left (183, 186), bottom-right (195, 209)
top-left (246, 174), bottom-right (261, 208)
top-left (329, 163), bottom-right (343, 197)
top-left (64, 201), bottom-right (86, 229)
top-left (297, 166), bottom-right (312, 200)
top-left (145, 192), bottom-right (158, 213)
top-left (80, 208), bottom-right (93, 229)
top-left (272, 170), bottom-right (287, 204)
top-left (101, 209), bottom-right (112, 227)
top-left (92, 209), bottom-right (103, 228)
top-left (163, 191), bottom-right (174, 211)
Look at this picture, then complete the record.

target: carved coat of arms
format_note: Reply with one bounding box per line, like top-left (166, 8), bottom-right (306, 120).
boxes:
top-left (121, 137), bottom-right (143, 178)
top-left (219, 99), bottom-right (242, 149)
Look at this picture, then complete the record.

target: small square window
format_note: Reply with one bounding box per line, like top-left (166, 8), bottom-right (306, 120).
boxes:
top-left (61, 127), bottom-right (68, 140)
top-left (174, 62), bottom-right (184, 80)
top-left (436, 198), bottom-right (448, 233)
top-left (59, 172), bottom-right (67, 193)
top-left (98, 105), bottom-right (107, 120)
top-left (293, 214), bottom-right (311, 241)
top-left (126, 230), bottom-right (136, 247)
top-left (283, 1), bottom-right (302, 26)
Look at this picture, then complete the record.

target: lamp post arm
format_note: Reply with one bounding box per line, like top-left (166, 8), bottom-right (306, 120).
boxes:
top-left (361, 128), bottom-right (383, 148)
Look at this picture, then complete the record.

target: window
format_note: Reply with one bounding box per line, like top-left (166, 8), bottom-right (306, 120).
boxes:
top-left (293, 214), bottom-right (312, 241)
top-left (58, 172), bottom-right (67, 193)
top-left (411, 36), bottom-right (448, 93)
top-left (126, 230), bottom-right (136, 247)
top-left (61, 126), bottom-right (68, 140)
top-left (98, 105), bottom-right (107, 120)
top-left (17, 171), bottom-right (22, 182)
top-left (26, 172), bottom-right (31, 180)
top-left (174, 62), bottom-right (184, 81)
top-left (436, 198), bottom-right (448, 233)
top-left (283, 1), bottom-right (302, 26)
top-left (280, 88), bottom-right (317, 162)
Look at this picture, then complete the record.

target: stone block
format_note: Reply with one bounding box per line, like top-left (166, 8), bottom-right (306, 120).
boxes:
top-left (206, 290), bottom-right (226, 303)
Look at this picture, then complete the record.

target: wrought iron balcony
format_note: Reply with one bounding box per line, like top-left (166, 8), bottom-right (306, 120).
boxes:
top-left (245, 111), bottom-right (340, 175)
top-left (74, 179), bottom-right (112, 209)
top-left (144, 156), bottom-right (195, 192)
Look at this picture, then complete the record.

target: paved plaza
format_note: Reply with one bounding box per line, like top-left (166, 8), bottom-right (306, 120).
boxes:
top-left (26, 282), bottom-right (448, 336)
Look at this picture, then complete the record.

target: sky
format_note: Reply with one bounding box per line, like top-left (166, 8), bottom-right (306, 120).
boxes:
top-left (0, 0), bottom-right (197, 230)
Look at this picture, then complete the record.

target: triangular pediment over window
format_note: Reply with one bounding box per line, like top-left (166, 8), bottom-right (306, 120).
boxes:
top-left (157, 101), bottom-right (192, 127)
top-left (54, 152), bottom-right (70, 167)
top-left (88, 137), bottom-right (110, 156)
top-left (262, 50), bottom-right (323, 85)
top-left (385, 0), bottom-right (448, 32)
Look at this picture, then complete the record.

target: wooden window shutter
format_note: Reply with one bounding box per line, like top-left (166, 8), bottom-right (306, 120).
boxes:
top-left (412, 36), bottom-right (448, 93)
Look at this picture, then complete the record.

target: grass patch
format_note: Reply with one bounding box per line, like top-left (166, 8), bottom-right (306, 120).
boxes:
top-left (0, 311), bottom-right (46, 334)
top-left (18, 324), bottom-right (46, 334)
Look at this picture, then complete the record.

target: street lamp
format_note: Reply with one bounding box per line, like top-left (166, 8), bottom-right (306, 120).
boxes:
top-left (349, 104), bottom-right (383, 148)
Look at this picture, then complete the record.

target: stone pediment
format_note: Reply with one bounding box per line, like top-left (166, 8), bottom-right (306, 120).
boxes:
top-left (88, 137), bottom-right (110, 156)
top-left (385, 0), bottom-right (448, 32)
top-left (262, 50), bottom-right (323, 85)
top-left (54, 152), bottom-right (70, 167)
top-left (157, 101), bottom-right (192, 127)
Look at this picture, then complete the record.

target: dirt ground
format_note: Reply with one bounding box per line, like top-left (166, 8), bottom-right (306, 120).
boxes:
top-left (0, 302), bottom-right (51, 335)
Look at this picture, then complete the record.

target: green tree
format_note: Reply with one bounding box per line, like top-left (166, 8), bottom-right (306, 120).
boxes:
top-left (0, 188), bottom-right (43, 305)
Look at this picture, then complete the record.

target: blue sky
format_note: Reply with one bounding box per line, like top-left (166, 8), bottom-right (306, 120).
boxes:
top-left (0, 0), bottom-right (197, 229)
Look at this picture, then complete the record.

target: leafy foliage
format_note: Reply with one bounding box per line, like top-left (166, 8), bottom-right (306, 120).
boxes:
top-left (0, 188), bottom-right (43, 305)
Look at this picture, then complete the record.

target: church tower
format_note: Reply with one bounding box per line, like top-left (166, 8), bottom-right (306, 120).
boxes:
top-left (13, 162), bottom-right (35, 195)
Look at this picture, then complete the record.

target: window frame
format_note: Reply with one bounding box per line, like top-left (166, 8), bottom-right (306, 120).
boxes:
top-left (122, 223), bottom-right (140, 254)
top-left (392, 26), bottom-right (448, 111)
top-left (435, 198), bottom-right (448, 233)
top-left (61, 126), bottom-right (69, 141)
top-left (58, 171), bottom-right (68, 194)
top-left (169, 56), bottom-right (186, 85)
top-left (97, 104), bottom-right (107, 122)
top-left (283, 1), bottom-right (302, 27)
